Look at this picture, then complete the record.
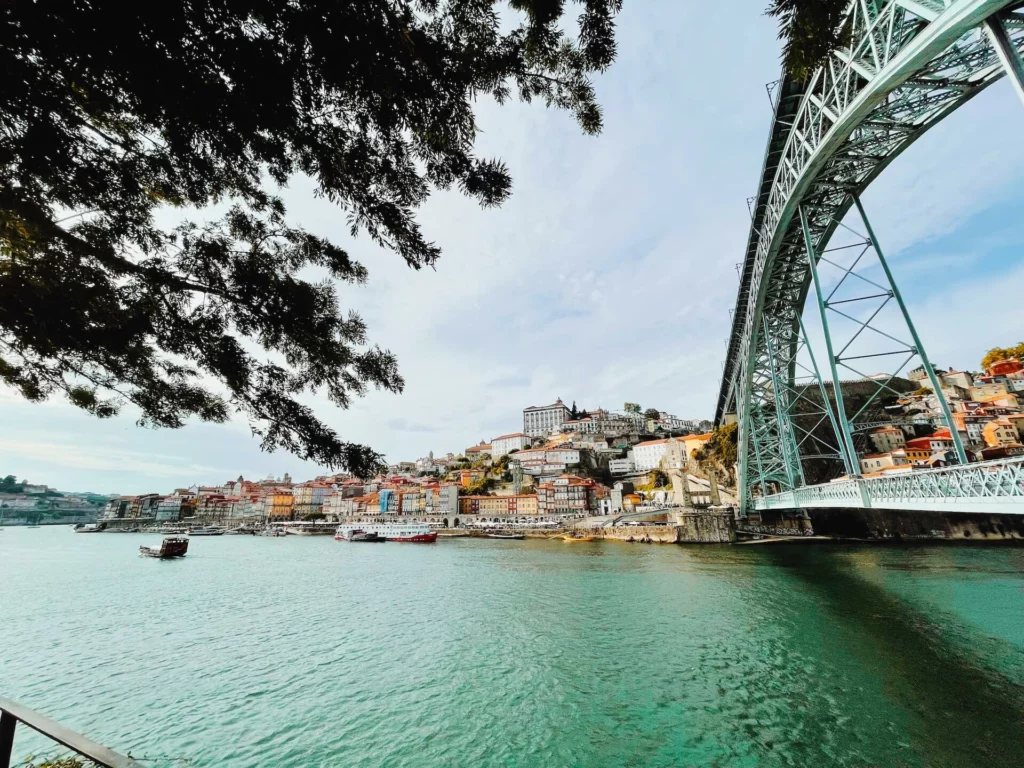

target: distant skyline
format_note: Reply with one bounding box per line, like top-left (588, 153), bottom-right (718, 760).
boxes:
top-left (4, 0), bottom-right (1024, 494)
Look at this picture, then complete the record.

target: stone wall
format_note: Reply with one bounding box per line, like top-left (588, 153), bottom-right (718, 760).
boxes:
top-left (738, 512), bottom-right (814, 538)
top-left (805, 507), bottom-right (1024, 541)
top-left (672, 510), bottom-right (736, 543)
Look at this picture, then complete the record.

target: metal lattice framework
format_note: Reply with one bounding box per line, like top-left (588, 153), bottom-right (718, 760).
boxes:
top-left (755, 455), bottom-right (1024, 513)
top-left (716, 0), bottom-right (1024, 512)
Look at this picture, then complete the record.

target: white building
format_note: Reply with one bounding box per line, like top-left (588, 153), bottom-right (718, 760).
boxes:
top-left (156, 495), bottom-right (185, 522)
top-left (490, 432), bottom-right (530, 458)
top-left (515, 445), bottom-right (580, 466)
top-left (859, 450), bottom-right (909, 474)
top-left (228, 497), bottom-right (263, 523)
top-left (633, 439), bottom-right (669, 471)
top-left (869, 426), bottom-right (906, 453)
top-left (523, 398), bottom-right (572, 437)
top-left (609, 456), bottom-right (636, 476)
top-left (426, 484), bottom-right (459, 514)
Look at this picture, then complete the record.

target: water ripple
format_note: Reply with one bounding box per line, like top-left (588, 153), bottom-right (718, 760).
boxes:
top-left (2, 530), bottom-right (1023, 767)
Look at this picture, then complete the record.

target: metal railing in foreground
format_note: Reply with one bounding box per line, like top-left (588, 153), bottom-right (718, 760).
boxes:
top-left (754, 457), bottom-right (1024, 514)
top-left (0, 697), bottom-right (138, 768)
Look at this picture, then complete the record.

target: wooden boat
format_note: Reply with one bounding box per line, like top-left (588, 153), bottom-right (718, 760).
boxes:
top-left (139, 537), bottom-right (189, 559)
top-left (561, 535), bottom-right (595, 542)
top-left (487, 532), bottom-right (525, 540)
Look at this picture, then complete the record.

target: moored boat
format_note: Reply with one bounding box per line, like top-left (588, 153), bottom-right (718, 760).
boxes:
top-left (74, 523), bottom-right (106, 533)
top-left (188, 527), bottom-right (225, 536)
top-left (487, 532), bottom-right (525, 540)
top-left (139, 537), bottom-right (189, 559)
top-left (258, 527), bottom-right (287, 537)
top-left (335, 523), bottom-right (437, 543)
top-left (341, 529), bottom-right (387, 542)
top-left (561, 535), bottom-right (595, 542)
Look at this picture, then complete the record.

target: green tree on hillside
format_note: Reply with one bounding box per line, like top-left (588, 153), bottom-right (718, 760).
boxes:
top-left (624, 403), bottom-right (642, 415)
top-left (694, 424), bottom-right (738, 485)
top-left (0, 1), bottom-right (622, 477)
top-left (1, 475), bottom-right (24, 492)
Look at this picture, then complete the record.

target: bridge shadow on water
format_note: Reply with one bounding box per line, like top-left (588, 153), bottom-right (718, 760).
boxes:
top-left (757, 545), bottom-right (1024, 768)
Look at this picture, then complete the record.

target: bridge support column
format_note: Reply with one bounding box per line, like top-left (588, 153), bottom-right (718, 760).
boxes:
top-left (708, 473), bottom-right (722, 506)
top-left (798, 315), bottom-right (851, 473)
top-left (762, 315), bottom-right (806, 489)
top-left (985, 14), bottom-right (1024, 108)
top-left (800, 206), bottom-right (860, 477)
top-left (851, 195), bottom-right (969, 466)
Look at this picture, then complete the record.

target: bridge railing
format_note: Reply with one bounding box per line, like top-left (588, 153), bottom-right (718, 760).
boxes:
top-left (754, 457), bottom-right (1024, 512)
top-left (0, 696), bottom-right (139, 767)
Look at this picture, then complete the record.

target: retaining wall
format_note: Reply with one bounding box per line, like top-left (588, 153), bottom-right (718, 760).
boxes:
top-left (752, 508), bottom-right (1024, 541)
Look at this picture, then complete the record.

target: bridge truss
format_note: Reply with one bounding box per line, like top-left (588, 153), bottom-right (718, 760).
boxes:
top-left (716, 0), bottom-right (1024, 513)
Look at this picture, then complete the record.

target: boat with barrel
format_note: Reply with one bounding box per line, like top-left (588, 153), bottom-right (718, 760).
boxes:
top-left (139, 537), bottom-right (189, 559)
top-left (334, 523), bottom-right (437, 543)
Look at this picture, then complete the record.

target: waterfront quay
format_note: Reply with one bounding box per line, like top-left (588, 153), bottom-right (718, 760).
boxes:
top-left (95, 503), bottom-right (741, 545)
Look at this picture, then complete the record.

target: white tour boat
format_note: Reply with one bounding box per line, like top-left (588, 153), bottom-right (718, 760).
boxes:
top-left (335, 522), bottom-right (437, 543)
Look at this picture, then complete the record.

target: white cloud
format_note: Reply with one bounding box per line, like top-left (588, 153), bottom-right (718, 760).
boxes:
top-left (0, 438), bottom-right (237, 479)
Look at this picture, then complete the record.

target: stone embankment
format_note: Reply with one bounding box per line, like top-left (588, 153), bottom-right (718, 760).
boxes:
top-left (806, 507), bottom-right (1024, 541)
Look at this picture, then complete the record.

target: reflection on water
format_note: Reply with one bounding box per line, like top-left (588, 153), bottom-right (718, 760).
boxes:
top-left (1, 528), bottom-right (1021, 767)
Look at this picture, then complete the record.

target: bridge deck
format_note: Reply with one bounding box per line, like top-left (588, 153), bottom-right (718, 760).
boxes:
top-left (754, 457), bottom-right (1024, 514)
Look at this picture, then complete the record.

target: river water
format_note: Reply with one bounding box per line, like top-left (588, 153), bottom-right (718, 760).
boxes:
top-left (1, 526), bottom-right (1023, 767)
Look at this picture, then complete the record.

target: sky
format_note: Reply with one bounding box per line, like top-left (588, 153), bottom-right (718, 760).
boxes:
top-left (3, 0), bottom-right (1024, 494)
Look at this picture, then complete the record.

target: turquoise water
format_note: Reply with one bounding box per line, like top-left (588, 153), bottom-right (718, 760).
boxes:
top-left (1, 527), bottom-right (1023, 767)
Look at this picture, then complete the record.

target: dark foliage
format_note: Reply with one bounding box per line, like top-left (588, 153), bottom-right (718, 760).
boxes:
top-left (1, 474), bottom-right (24, 492)
top-left (694, 424), bottom-right (737, 485)
top-left (0, 1), bottom-right (621, 476)
top-left (767, 0), bottom-right (850, 81)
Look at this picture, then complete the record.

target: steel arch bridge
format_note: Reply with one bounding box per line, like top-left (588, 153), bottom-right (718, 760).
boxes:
top-left (715, 0), bottom-right (1024, 515)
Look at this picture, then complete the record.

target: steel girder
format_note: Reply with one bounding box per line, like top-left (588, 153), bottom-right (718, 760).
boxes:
top-left (716, 0), bottom-right (1024, 512)
top-left (755, 455), bottom-right (1024, 513)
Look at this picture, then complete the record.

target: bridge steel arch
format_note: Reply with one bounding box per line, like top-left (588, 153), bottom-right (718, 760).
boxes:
top-left (715, 0), bottom-right (1024, 513)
